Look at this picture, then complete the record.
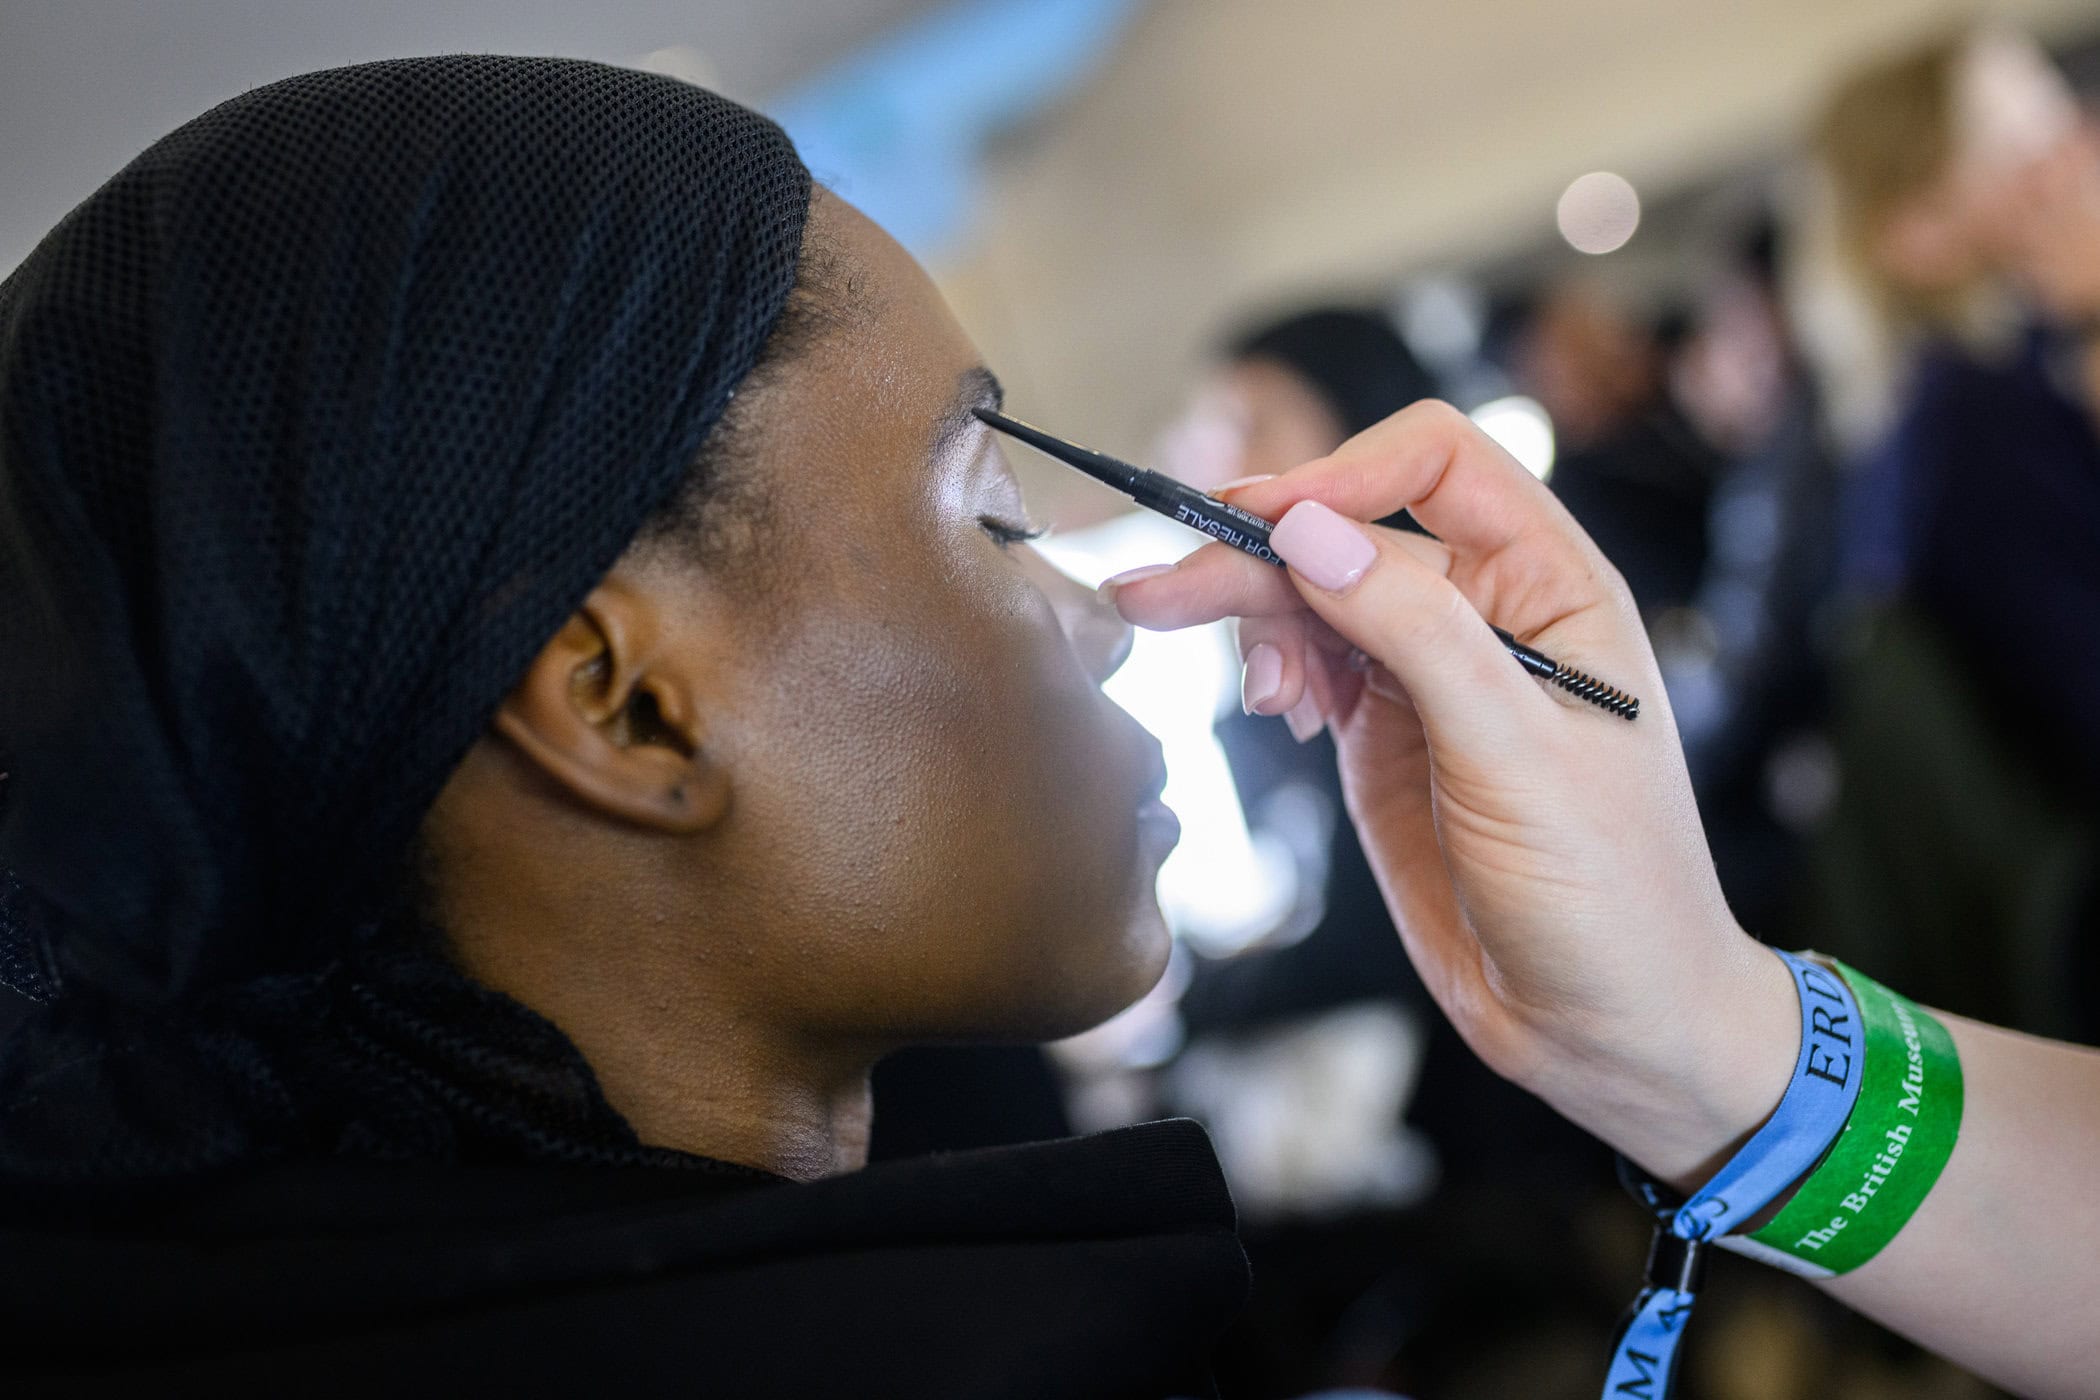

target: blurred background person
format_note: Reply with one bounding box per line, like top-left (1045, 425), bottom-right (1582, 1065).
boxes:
top-left (1661, 217), bottom-right (1845, 941)
top-left (1796, 26), bottom-right (2100, 1043)
top-left (1497, 282), bottom-right (1723, 623)
top-left (1665, 220), bottom-right (1839, 804)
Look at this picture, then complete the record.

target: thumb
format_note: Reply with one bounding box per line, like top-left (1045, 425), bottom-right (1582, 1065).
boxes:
top-left (1269, 499), bottom-right (1542, 741)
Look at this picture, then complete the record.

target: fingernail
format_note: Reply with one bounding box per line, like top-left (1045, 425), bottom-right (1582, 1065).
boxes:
top-left (1283, 692), bottom-right (1325, 743)
top-left (1271, 500), bottom-right (1378, 594)
top-left (1241, 643), bottom-right (1285, 715)
top-left (1098, 562), bottom-right (1178, 601)
top-left (1213, 474), bottom-right (1277, 495)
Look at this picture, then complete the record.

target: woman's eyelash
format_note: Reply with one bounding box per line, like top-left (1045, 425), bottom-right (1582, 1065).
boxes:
top-left (980, 516), bottom-right (1048, 546)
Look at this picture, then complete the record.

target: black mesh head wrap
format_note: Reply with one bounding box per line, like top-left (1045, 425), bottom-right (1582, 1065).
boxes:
top-left (1228, 306), bottom-right (1438, 439)
top-left (0, 57), bottom-right (810, 1191)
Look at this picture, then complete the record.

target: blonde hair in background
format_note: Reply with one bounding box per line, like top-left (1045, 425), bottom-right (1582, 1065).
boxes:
top-left (1791, 28), bottom-right (2027, 452)
top-left (1815, 33), bottom-right (1970, 331)
top-left (1783, 164), bottom-right (1911, 454)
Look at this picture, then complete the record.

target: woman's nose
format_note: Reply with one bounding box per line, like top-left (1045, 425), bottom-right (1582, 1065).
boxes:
top-left (1068, 585), bottom-right (1137, 683)
top-left (1018, 547), bottom-right (1136, 684)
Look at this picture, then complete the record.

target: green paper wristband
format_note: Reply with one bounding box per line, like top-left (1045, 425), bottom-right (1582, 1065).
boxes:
top-left (1738, 957), bottom-right (1962, 1277)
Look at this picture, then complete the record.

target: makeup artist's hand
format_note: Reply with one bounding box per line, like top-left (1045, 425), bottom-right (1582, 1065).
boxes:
top-left (1105, 401), bottom-right (1795, 1187)
top-left (1110, 405), bottom-right (2100, 1398)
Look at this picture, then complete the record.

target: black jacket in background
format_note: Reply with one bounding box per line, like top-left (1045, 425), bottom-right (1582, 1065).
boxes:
top-left (0, 1119), bottom-right (1247, 1399)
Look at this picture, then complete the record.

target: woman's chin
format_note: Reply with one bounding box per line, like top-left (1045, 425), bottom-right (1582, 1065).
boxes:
top-left (1132, 899), bottom-right (1175, 983)
top-left (1010, 906), bottom-right (1172, 1044)
top-left (1097, 901), bottom-right (1175, 1021)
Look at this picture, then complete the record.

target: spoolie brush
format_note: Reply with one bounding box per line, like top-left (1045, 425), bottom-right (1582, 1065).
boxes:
top-left (1492, 626), bottom-right (1640, 720)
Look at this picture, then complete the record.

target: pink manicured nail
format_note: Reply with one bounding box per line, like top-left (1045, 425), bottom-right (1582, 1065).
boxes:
top-left (1271, 500), bottom-right (1378, 594)
top-left (1241, 643), bottom-right (1284, 715)
top-left (1283, 693), bottom-right (1325, 743)
top-left (1098, 562), bottom-right (1178, 600)
top-left (1213, 474), bottom-right (1277, 495)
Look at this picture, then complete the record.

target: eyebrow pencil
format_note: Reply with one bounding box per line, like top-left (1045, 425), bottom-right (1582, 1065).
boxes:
top-left (977, 407), bottom-right (1639, 721)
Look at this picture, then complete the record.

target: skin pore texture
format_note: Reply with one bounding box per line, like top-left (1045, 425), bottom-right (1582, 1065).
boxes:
top-left (418, 194), bottom-right (1174, 1182)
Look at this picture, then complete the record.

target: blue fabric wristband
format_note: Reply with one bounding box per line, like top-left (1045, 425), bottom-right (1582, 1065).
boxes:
top-left (1600, 949), bottom-right (1864, 1398)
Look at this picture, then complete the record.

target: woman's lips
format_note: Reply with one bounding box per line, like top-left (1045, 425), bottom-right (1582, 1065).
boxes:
top-left (1137, 797), bottom-right (1182, 859)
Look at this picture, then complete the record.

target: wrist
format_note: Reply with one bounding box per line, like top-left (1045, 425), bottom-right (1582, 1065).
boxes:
top-left (1528, 936), bottom-right (1800, 1192)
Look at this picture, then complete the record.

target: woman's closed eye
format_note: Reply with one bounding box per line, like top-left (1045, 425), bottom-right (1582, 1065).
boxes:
top-left (979, 515), bottom-right (1048, 548)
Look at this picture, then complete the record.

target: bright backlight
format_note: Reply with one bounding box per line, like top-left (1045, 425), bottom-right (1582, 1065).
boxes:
top-left (1470, 395), bottom-right (1556, 481)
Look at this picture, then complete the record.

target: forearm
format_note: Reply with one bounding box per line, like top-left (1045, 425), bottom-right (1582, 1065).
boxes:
top-left (1822, 1015), bottom-right (2100, 1399)
top-left (1533, 949), bottom-right (2100, 1397)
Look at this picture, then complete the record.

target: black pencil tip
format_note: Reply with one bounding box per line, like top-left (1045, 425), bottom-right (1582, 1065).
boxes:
top-left (971, 409), bottom-right (1140, 493)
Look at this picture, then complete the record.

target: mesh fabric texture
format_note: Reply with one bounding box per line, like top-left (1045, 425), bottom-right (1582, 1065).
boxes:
top-left (0, 55), bottom-right (808, 1001)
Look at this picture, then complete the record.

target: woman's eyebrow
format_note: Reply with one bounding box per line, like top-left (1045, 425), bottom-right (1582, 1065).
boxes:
top-left (931, 366), bottom-right (1005, 459)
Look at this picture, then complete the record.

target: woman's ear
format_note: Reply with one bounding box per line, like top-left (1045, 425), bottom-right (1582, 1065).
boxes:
top-left (492, 579), bottom-right (730, 834)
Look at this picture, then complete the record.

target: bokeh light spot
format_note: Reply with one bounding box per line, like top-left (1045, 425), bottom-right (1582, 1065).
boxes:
top-left (1556, 171), bottom-right (1641, 254)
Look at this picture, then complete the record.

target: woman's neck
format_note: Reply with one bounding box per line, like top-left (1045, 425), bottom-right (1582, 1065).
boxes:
top-left (584, 1027), bottom-right (876, 1181)
top-left (441, 905), bottom-right (879, 1182)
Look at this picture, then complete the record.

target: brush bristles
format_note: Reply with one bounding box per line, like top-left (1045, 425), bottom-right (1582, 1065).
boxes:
top-left (1548, 664), bottom-right (1640, 720)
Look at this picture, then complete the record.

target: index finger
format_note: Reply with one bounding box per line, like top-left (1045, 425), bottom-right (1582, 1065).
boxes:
top-left (1110, 527), bottom-right (1453, 632)
top-left (1221, 400), bottom-right (1600, 567)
